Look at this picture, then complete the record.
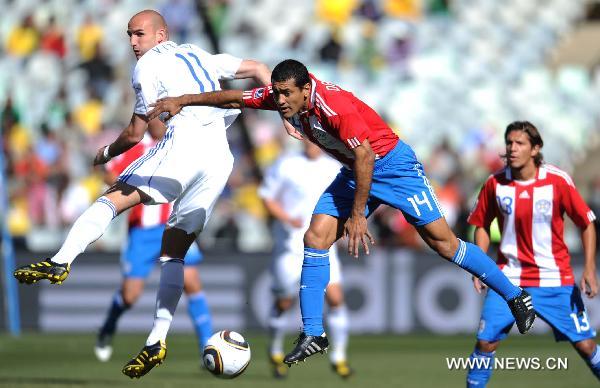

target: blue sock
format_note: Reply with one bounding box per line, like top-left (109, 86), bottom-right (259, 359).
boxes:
top-left (300, 247), bottom-right (330, 336)
top-left (586, 344), bottom-right (600, 379)
top-left (99, 291), bottom-right (129, 336)
top-left (453, 239), bottom-right (521, 301)
top-left (466, 348), bottom-right (494, 387)
top-left (187, 291), bottom-right (212, 350)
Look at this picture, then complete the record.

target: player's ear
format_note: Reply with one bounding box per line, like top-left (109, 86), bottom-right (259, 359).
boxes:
top-left (157, 28), bottom-right (167, 43)
top-left (302, 83), bottom-right (310, 99)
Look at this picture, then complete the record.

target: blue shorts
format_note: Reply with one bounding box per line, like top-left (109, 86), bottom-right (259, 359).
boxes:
top-left (121, 225), bottom-right (203, 278)
top-left (478, 286), bottom-right (596, 343)
top-left (313, 141), bottom-right (444, 226)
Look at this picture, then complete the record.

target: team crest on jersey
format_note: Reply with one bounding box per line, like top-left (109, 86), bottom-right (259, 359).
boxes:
top-left (254, 88), bottom-right (264, 99)
top-left (535, 199), bottom-right (551, 213)
top-left (533, 199), bottom-right (552, 223)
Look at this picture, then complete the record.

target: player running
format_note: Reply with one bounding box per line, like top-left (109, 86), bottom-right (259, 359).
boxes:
top-left (259, 139), bottom-right (353, 378)
top-left (94, 124), bottom-right (212, 366)
top-left (14, 9), bottom-right (271, 378)
top-left (146, 59), bottom-right (536, 366)
top-left (465, 121), bottom-right (599, 386)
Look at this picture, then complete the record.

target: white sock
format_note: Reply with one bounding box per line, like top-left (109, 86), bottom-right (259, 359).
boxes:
top-left (52, 197), bottom-right (117, 265)
top-left (327, 305), bottom-right (349, 363)
top-left (268, 306), bottom-right (287, 356)
top-left (146, 258), bottom-right (184, 346)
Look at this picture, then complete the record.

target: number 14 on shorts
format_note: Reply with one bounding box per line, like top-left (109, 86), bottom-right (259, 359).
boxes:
top-left (407, 191), bottom-right (433, 217)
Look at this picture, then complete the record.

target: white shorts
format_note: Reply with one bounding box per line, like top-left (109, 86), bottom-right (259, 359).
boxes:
top-left (118, 118), bottom-right (233, 234)
top-left (271, 244), bottom-right (342, 298)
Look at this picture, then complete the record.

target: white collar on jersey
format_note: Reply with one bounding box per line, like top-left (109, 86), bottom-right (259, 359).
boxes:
top-left (149, 41), bottom-right (177, 55)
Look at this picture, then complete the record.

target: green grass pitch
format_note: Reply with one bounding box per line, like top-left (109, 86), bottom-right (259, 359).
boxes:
top-left (0, 333), bottom-right (596, 387)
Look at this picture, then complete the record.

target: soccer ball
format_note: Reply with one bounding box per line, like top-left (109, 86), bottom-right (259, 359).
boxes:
top-left (202, 330), bottom-right (251, 378)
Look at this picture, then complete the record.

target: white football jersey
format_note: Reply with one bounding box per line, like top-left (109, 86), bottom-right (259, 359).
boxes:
top-left (132, 41), bottom-right (242, 127)
top-left (259, 152), bottom-right (342, 253)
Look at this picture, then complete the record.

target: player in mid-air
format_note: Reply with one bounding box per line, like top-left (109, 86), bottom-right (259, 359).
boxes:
top-left (14, 9), bottom-right (272, 378)
top-left (94, 124), bottom-right (212, 366)
top-left (259, 139), bottom-right (353, 378)
top-left (465, 121), bottom-right (599, 386)
top-left (146, 59), bottom-right (536, 366)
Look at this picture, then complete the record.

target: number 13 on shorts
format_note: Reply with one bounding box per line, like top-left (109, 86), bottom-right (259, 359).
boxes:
top-left (571, 311), bottom-right (591, 333)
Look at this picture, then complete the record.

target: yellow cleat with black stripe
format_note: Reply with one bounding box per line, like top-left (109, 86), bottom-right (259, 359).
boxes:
top-left (13, 258), bottom-right (70, 285)
top-left (122, 341), bottom-right (167, 379)
top-left (331, 360), bottom-right (354, 379)
top-left (269, 353), bottom-right (288, 379)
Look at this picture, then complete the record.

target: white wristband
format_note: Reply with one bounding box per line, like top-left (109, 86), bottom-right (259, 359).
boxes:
top-left (103, 145), bottom-right (112, 161)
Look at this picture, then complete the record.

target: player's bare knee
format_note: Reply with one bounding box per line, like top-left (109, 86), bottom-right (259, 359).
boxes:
top-left (183, 280), bottom-right (202, 294)
top-left (121, 286), bottom-right (143, 306)
top-left (183, 268), bottom-right (202, 294)
top-left (573, 339), bottom-right (597, 358)
top-left (476, 339), bottom-right (499, 353)
top-left (430, 239), bottom-right (457, 260)
top-left (161, 228), bottom-right (197, 258)
top-left (418, 219), bottom-right (459, 260)
top-left (304, 228), bottom-right (332, 250)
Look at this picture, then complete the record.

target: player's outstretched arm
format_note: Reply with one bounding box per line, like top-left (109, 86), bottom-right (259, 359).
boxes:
top-left (234, 59), bottom-right (271, 85)
top-left (344, 139), bottom-right (376, 258)
top-left (580, 222), bottom-right (598, 298)
top-left (147, 90), bottom-right (245, 121)
top-left (94, 113), bottom-right (150, 165)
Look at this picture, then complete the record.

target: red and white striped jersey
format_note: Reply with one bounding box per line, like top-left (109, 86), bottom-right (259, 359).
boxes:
top-left (107, 135), bottom-right (171, 228)
top-left (242, 74), bottom-right (399, 167)
top-left (468, 164), bottom-right (596, 287)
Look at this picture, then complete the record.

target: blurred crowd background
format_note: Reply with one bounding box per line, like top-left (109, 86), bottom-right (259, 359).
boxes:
top-left (2, 0), bottom-right (600, 255)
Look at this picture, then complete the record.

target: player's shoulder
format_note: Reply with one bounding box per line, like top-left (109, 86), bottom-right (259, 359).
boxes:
top-left (539, 164), bottom-right (575, 187)
top-left (313, 91), bottom-right (347, 121)
top-left (488, 166), bottom-right (509, 185)
top-left (313, 78), bottom-right (351, 106)
top-left (136, 41), bottom-right (181, 67)
top-left (315, 84), bottom-right (367, 124)
top-left (177, 42), bottom-right (212, 57)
